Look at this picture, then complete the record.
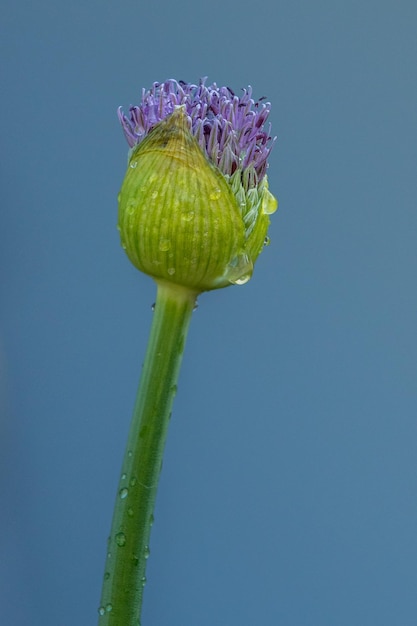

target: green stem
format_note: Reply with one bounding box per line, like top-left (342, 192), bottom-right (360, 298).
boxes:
top-left (98, 280), bottom-right (198, 626)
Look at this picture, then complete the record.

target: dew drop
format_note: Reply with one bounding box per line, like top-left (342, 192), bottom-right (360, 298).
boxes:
top-left (181, 210), bottom-right (195, 222)
top-left (261, 189), bottom-right (278, 215)
top-left (158, 238), bottom-right (171, 252)
top-left (130, 477), bottom-right (137, 487)
top-left (121, 473), bottom-right (127, 480)
top-left (264, 235), bottom-right (271, 247)
top-left (236, 274), bottom-right (252, 286)
top-left (127, 507), bottom-right (134, 517)
top-left (98, 606), bottom-right (105, 616)
top-left (234, 274), bottom-right (251, 286)
top-left (116, 532), bottom-right (126, 547)
top-left (126, 198), bottom-right (136, 215)
top-left (130, 161), bottom-right (138, 169)
top-left (150, 514), bottom-right (155, 527)
top-left (119, 488), bottom-right (128, 499)
top-left (144, 546), bottom-right (150, 559)
top-left (141, 576), bottom-right (147, 587)
top-left (150, 190), bottom-right (159, 199)
top-left (151, 302), bottom-right (156, 311)
top-left (132, 555), bottom-right (139, 566)
top-left (225, 252), bottom-right (253, 286)
top-left (209, 188), bottom-right (221, 200)
top-left (167, 267), bottom-right (176, 275)
top-left (105, 603), bottom-right (113, 613)
top-left (104, 572), bottom-right (110, 581)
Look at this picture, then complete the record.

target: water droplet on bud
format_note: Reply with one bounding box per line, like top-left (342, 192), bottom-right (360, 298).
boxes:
top-left (181, 210), bottom-right (195, 222)
top-left (261, 189), bottom-right (278, 215)
top-left (158, 238), bottom-right (171, 251)
top-left (209, 187), bottom-right (222, 200)
top-left (233, 273), bottom-right (252, 286)
top-left (225, 252), bottom-right (253, 286)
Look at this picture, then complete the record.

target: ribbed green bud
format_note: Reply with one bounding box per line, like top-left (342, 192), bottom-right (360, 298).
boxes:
top-left (118, 107), bottom-right (275, 292)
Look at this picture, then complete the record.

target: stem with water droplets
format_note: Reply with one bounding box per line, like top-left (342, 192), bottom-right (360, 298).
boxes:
top-left (97, 280), bottom-right (197, 626)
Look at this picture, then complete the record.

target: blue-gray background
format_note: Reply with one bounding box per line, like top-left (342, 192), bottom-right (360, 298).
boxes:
top-left (1, 1), bottom-right (416, 625)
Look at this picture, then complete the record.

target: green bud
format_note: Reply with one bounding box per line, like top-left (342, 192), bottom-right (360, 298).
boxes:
top-left (118, 107), bottom-right (275, 292)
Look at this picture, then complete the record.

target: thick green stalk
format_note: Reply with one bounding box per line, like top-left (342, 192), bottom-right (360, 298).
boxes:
top-left (98, 280), bottom-right (197, 626)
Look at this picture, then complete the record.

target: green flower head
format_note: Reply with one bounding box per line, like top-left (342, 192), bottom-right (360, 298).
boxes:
top-left (117, 78), bottom-right (277, 292)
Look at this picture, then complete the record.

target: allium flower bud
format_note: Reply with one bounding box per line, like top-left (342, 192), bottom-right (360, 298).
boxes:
top-left (117, 78), bottom-right (277, 292)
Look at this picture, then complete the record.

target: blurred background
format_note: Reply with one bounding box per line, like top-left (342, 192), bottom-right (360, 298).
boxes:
top-left (1, 1), bottom-right (417, 624)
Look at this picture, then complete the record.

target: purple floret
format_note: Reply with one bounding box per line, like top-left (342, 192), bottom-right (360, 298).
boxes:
top-left (118, 78), bottom-right (275, 187)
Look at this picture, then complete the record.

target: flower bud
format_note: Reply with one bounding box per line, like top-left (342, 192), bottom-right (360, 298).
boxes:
top-left (117, 79), bottom-right (277, 293)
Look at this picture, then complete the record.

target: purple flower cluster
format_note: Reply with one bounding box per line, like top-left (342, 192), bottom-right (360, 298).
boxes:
top-left (118, 78), bottom-right (274, 187)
